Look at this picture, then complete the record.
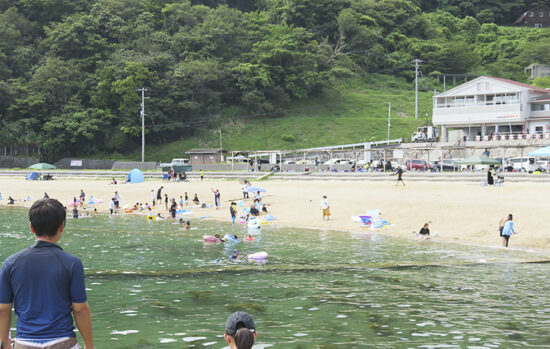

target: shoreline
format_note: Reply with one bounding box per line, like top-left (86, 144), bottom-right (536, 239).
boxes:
top-left (1, 177), bottom-right (550, 253)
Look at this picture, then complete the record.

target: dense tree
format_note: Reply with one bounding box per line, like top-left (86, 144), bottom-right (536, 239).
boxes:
top-left (0, 0), bottom-right (547, 161)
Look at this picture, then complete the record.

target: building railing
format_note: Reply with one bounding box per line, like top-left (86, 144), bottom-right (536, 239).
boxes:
top-left (473, 133), bottom-right (550, 141)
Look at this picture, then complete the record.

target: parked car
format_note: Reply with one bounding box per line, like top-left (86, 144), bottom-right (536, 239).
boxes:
top-left (507, 157), bottom-right (535, 172)
top-left (323, 158), bottom-right (355, 165)
top-left (406, 159), bottom-right (431, 171)
top-left (434, 159), bottom-right (459, 172)
top-left (535, 160), bottom-right (550, 172)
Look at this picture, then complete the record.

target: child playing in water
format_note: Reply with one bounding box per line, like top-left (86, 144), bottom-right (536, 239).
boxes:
top-left (418, 223), bottom-right (430, 239)
top-left (230, 250), bottom-right (240, 260)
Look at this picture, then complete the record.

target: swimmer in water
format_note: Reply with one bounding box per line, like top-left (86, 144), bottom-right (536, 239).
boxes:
top-left (179, 219), bottom-right (190, 230)
top-left (215, 233), bottom-right (227, 242)
top-left (230, 249), bottom-right (240, 260)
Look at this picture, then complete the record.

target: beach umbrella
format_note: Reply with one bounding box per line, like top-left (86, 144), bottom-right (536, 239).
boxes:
top-left (454, 155), bottom-right (500, 165)
top-left (528, 145), bottom-right (550, 157)
top-left (28, 163), bottom-right (56, 170)
top-left (247, 186), bottom-right (266, 193)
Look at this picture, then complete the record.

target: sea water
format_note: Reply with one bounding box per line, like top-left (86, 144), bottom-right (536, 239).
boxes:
top-left (1, 206), bottom-right (550, 348)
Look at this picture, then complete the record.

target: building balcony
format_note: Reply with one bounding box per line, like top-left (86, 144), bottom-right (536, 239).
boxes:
top-left (433, 104), bottom-right (523, 125)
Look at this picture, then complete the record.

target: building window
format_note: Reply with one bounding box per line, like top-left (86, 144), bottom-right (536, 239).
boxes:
top-left (529, 11), bottom-right (534, 16)
top-left (540, 11), bottom-right (544, 17)
top-left (535, 23), bottom-right (543, 28)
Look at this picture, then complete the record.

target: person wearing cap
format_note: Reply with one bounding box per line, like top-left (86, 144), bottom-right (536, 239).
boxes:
top-left (224, 312), bottom-right (257, 349)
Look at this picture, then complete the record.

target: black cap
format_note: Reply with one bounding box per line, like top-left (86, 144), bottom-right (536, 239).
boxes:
top-left (225, 312), bottom-right (256, 336)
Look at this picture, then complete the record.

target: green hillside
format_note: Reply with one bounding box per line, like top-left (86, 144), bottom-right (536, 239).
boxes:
top-left (2, 0), bottom-right (550, 162)
top-left (133, 77), bottom-right (434, 162)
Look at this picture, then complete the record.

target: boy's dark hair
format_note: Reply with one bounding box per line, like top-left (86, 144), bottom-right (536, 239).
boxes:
top-left (29, 198), bottom-right (66, 237)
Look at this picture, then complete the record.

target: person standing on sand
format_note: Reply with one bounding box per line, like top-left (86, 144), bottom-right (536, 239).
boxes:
top-left (200, 170), bottom-right (204, 181)
top-left (501, 214), bottom-right (517, 248)
top-left (156, 186), bottom-right (163, 206)
top-left (320, 195), bottom-right (330, 221)
top-left (487, 165), bottom-right (494, 185)
top-left (396, 166), bottom-right (405, 186)
top-left (151, 189), bottom-right (156, 206)
top-left (212, 188), bottom-right (221, 209)
top-left (164, 193), bottom-right (169, 211)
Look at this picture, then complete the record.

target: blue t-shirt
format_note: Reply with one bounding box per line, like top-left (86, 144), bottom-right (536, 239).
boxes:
top-left (0, 240), bottom-right (87, 340)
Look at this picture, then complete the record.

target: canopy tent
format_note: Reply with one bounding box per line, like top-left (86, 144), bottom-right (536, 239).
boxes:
top-left (26, 172), bottom-right (38, 180)
top-left (246, 186), bottom-right (266, 193)
top-left (28, 163), bottom-right (56, 170)
top-left (127, 169), bottom-right (145, 183)
top-left (528, 145), bottom-right (550, 157)
top-left (455, 155), bottom-right (501, 165)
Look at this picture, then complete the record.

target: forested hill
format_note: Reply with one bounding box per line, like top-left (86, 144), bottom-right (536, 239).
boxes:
top-left (1, 0), bottom-right (550, 162)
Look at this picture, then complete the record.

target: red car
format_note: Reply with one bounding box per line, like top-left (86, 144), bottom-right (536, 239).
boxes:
top-left (406, 159), bottom-right (431, 171)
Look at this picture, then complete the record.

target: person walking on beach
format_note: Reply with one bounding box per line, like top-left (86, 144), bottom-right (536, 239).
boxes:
top-left (224, 312), bottom-right (257, 349)
top-left (0, 199), bottom-right (95, 349)
top-left (151, 189), bottom-right (156, 206)
top-left (396, 166), bottom-right (405, 186)
top-left (164, 193), bottom-right (169, 211)
top-left (501, 214), bottom-right (517, 248)
top-left (321, 195), bottom-right (330, 221)
top-left (200, 170), bottom-right (204, 181)
top-left (212, 188), bottom-right (221, 209)
top-left (156, 186), bottom-right (163, 206)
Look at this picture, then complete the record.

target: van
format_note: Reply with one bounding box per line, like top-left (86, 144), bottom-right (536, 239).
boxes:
top-left (171, 158), bottom-right (190, 165)
top-left (507, 157), bottom-right (535, 172)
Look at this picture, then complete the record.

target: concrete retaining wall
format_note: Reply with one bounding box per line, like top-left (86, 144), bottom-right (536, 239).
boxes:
top-left (54, 158), bottom-right (115, 170)
top-left (112, 161), bottom-right (157, 170)
top-left (192, 164), bottom-right (249, 171)
top-left (0, 156), bottom-right (39, 169)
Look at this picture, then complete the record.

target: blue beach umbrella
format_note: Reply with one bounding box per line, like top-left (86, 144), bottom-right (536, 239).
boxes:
top-left (528, 145), bottom-right (550, 157)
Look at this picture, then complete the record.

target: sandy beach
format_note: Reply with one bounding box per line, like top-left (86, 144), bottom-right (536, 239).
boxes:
top-left (1, 176), bottom-right (549, 252)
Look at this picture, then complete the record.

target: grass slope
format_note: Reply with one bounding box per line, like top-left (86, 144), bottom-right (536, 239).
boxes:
top-left (132, 76), bottom-right (436, 162)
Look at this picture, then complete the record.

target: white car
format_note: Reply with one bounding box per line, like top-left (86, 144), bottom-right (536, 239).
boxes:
top-left (507, 157), bottom-right (535, 172)
top-left (171, 158), bottom-right (190, 165)
top-left (323, 158), bottom-right (355, 165)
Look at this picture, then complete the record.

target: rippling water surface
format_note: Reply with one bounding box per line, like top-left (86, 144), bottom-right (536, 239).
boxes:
top-left (1, 206), bottom-right (550, 348)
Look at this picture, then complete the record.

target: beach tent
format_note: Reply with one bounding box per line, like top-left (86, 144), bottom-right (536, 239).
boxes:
top-left (247, 186), bottom-right (267, 193)
top-left (455, 155), bottom-right (500, 165)
top-left (127, 169), bottom-right (145, 183)
top-left (528, 145), bottom-right (550, 157)
top-left (28, 163), bottom-right (56, 170)
top-left (26, 172), bottom-right (38, 180)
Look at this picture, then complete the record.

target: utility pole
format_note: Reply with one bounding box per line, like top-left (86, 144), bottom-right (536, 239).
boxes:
top-left (215, 130), bottom-right (222, 162)
top-left (137, 88), bottom-right (149, 162)
top-left (387, 102), bottom-right (391, 142)
top-left (413, 59), bottom-right (422, 119)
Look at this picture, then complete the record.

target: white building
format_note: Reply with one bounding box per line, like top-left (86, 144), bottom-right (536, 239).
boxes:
top-left (433, 76), bottom-right (550, 142)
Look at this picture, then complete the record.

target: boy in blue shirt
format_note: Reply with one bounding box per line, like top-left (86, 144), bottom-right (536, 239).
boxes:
top-left (501, 214), bottom-right (517, 248)
top-left (0, 199), bottom-right (95, 349)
